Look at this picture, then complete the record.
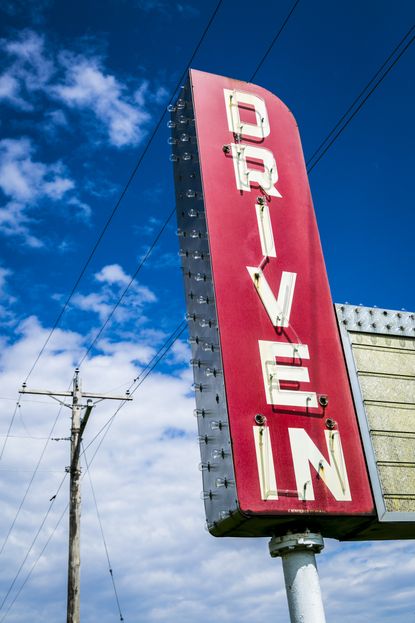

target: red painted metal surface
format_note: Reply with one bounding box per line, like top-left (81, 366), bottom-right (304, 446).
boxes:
top-left (190, 69), bottom-right (374, 517)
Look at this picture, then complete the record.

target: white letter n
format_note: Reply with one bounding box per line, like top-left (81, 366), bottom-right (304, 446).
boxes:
top-left (288, 428), bottom-right (352, 502)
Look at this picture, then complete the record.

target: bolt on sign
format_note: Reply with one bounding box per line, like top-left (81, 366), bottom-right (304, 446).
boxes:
top-left (171, 69), bottom-right (375, 539)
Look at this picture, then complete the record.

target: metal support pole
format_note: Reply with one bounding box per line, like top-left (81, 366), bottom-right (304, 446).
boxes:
top-left (269, 531), bottom-right (326, 623)
top-left (67, 369), bottom-right (82, 623)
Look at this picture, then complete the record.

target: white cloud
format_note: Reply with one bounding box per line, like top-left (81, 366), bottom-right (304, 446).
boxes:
top-left (53, 58), bottom-right (151, 147)
top-left (0, 315), bottom-right (414, 623)
top-left (169, 338), bottom-right (190, 364)
top-left (176, 2), bottom-right (200, 16)
top-left (0, 138), bottom-right (40, 200)
top-left (45, 108), bottom-right (67, 127)
top-left (0, 30), bottom-right (167, 149)
top-left (67, 196), bottom-right (92, 221)
top-left (0, 138), bottom-right (73, 202)
top-left (0, 31), bottom-right (54, 117)
top-left (93, 264), bottom-right (157, 308)
top-left (0, 200), bottom-right (43, 248)
top-left (128, 0), bottom-right (199, 17)
top-left (71, 292), bottom-right (114, 323)
top-left (0, 267), bottom-right (10, 292)
top-left (3, 30), bottom-right (54, 92)
top-left (0, 137), bottom-right (86, 244)
top-left (134, 80), bottom-right (168, 107)
top-left (0, 267), bottom-right (15, 323)
top-left (0, 72), bottom-right (18, 98)
top-left (42, 177), bottom-right (74, 199)
top-left (0, 72), bottom-right (31, 110)
top-left (95, 264), bottom-right (130, 286)
top-left (71, 263), bottom-right (157, 325)
top-left (42, 109), bottom-right (68, 137)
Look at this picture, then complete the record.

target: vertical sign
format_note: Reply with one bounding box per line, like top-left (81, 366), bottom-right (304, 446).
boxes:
top-left (172, 70), bottom-right (374, 538)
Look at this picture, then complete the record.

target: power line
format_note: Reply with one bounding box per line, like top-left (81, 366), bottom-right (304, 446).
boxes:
top-left (16, 401), bottom-right (34, 439)
top-left (0, 320), bottom-right (187, 620)
top-left (0, 285), bottom-right (185, 589)
top-left (78, 18), bottom-right (415, 370)
top-left (306, 28), bottom-right (415, 173)
top-left (83, 319), bottom-right (187, 462)
top-left (73, 2), bottom-right (301, 368)
top-left (0, 0), bottom-right (222, 473)
top-left (17, 0), bottom-right (297, 391)
top-left (55, 16), bottom-right (415, 489)
top-left (0, 493), bottom-right (68, 623)
top-left (249, 0), bottom-right (301, 82)
top-left (23, 0), bottom-right (223, 386)
top-left (6, 17), bottom-right (412, 576)
top-left (129, 321), bottom-right (187, 395)
top-left (72, 3), bottom-right (302, 366)
top-left (17, 0), bottom-right (298, 395)
top-left (0, 396), bottom-right (70, 406)
top-left (0, 402), bottom-right (66, 560)
top-left (6, 10), bottom-right (412, 618)
top-left (0, 401), bottom-right (20, 460)
top-left (77, 206), bottom-right (176, 367)
top-left (306, 24), bottom-right (415, 169)
top-left (0, 435), bottom-right (67, 441)
top-left (0, 474), bottom-right (67, 617)
top-left (83, 444), bottom-right (124, 621)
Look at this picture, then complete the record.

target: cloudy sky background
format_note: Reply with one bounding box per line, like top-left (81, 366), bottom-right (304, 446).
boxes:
top-left (0, 0), bottom-right (414, 621)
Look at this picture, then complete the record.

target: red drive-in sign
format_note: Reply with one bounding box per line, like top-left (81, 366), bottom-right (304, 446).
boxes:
top-left (190, 69), bottom-right (374, 518)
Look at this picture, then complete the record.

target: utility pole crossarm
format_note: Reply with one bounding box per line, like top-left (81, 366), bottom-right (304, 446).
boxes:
top-left (19, 387), bottom-right (73, 397)
top-left (80, 391), bottom-right (133, 401)
top-left (19, 388), bottom-right (133, 401)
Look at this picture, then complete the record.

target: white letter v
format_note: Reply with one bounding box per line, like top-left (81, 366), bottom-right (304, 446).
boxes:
top-left (246, 267), bottom-right (296, 327)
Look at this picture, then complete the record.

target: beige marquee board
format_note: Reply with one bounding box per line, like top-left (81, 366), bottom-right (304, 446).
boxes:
top-left (336, 304), bottom-right (415, 537)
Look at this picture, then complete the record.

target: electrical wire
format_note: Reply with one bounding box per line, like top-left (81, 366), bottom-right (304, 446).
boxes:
top-left (0, 402), bottom-right (66, 559)
top-left (0, 494), bottom-right (68, 623)
top-left (77, 206), bottom-right (176, 367)
top-left (0, 435), bottom-right (68, 440)
top-left (82, 320), bottom-right (187, 462)
top-left (78, 18), bottom-right (415, 372)
top-left (0, 319), bottom-right (186, 612)
top-left (83, 444), bottom-right (125, 621)
top-left (249, 0), bottom-right (301, 82)
top-left (306, 24), bottom-right (415, 169)
top-left (70, 2), bottom-right (301, 370)
top-left (0, 0), bottom-right (221, 469)
top-left (0, 474), bottom-right (67, 617)
top-left (0, 4), bottom-right (219, 585)
top-left (0, 320), bottom-right (187, 620)
top-left (0, 398), bottom-right (60, 405)
top-left (16, 401), bottom-right (34, 439)
top-left (306, 27), bottom-right (415, 173)
top-left (5, 9), bottom-right (412, 620)
top-left (0, 401), bottom-right (20, 460)
top-left (22, 0), bottom-right (223, 387)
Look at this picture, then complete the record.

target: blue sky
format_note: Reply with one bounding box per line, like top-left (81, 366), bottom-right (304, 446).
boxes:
top-left (0, 1), bottom-right (414, 621)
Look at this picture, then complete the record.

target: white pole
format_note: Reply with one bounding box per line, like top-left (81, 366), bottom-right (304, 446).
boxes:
top-left (269, 531), bottom-right (326, 623)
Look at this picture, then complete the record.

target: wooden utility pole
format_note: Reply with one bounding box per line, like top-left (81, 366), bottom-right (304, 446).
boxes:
top-left (20, 369), bottom-right (132, 623)
top-left (67, 369), bottom-right (82, 623)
